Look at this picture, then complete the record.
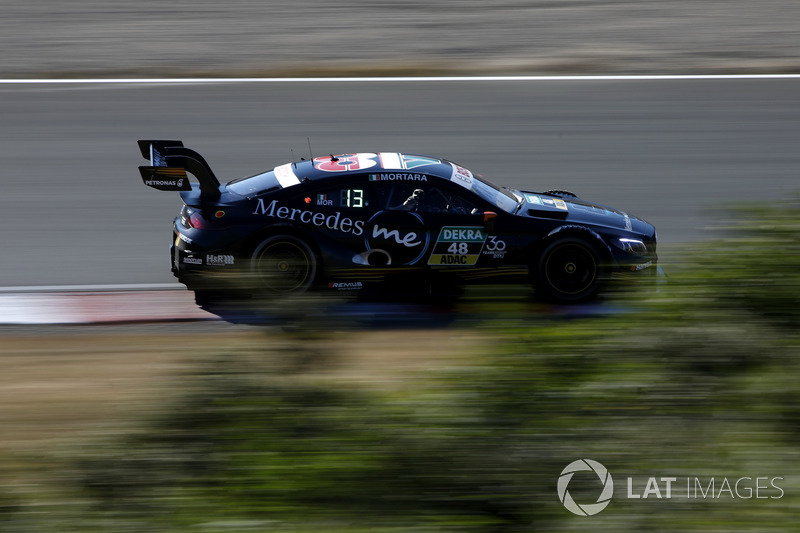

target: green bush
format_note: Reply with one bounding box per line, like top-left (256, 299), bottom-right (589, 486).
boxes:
top-left (4, 200), bottom-right (800, 532)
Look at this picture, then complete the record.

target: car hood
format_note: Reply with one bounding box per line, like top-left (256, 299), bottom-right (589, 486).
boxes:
top-left (519, 192), bottom-right (653, 236)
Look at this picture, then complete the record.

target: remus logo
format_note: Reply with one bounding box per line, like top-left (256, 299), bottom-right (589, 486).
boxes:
top-left (557, 459), bottom-right (614, 516)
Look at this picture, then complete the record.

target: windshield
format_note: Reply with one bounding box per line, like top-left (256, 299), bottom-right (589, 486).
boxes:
top-left (227, 170), bottom-right (280, 196)
top-left (470, 174), bottom-right (519, 213)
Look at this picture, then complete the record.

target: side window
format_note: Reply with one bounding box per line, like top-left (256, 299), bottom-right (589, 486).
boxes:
top-left (418, 187), bottom-right (478, 214)
top-left (374, 183), bottom-right (480, 214)
top-left (373, 183), bottom-right (418, 211)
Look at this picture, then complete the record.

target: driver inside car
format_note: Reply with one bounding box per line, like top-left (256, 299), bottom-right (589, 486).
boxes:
top-left (400, 188), bottom-right (425, 211)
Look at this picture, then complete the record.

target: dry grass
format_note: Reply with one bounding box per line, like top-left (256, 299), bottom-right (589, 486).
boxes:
top-left (0, 325), bottom-right (480, 469)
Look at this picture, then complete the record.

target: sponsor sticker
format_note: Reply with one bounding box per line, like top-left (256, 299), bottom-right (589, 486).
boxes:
top-left (482, 235), bottom-right (507, 259)
top-left (364, 211), bottom-right (429, 265)
top-left (253, 199), bottom-right (365, 236)
top-left (529, 194), bottom-right (568, 211)
top-left (368, 173), bottom-right (428, 182)
top-left (142, 167), bottom-right (190, 190)
top-left (183, 256), bottom-right (203, 265)
top-left (314, 154), bottom-right (378, 172)
top-left (378, 153), bottom-right (441, 170)
top-left (427, 226), bottom-right (487, 266)
top-left (399, 155), bottom-right (442, 170)
top-left (630, 261), bottom-right (653, 272)
top-left (274, 163), bottom-right (301, 188)
top-left (206, 254), bottom-right (235, 266)
top-left (525, 194), bottom-right (543, 205)
top-left (328, 281), bottom-right (364, 291)
top-left (145, 178), bottom-right (185, 188)
top-left (450, 164), bottom-right (474, 190)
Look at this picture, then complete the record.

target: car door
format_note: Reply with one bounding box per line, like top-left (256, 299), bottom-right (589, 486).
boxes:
top-left (282, 176), bottom-right (374, 261)
top-left (409, 182), bottom-right (497, 269)
top-left (363, 180), bottom-right (433, 266)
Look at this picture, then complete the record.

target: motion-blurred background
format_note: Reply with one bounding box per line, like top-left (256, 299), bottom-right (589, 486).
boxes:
top-left (1, 2), bottom-right (799, 531)
top-left (3, 0), bottom-right (800, 77)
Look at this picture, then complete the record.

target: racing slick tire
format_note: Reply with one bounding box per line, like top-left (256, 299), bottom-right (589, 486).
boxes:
top-left (251, 235), bottom-right (318, 294)
top-left (534, 236), bottom-right (603, 303)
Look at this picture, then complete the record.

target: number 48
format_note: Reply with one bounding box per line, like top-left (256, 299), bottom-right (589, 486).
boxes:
top-left (447, 242), bottom-right (469, 255)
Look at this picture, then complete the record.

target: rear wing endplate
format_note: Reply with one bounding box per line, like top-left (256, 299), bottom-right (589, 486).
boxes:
top-left (137, 140), bottom-right (221, 198)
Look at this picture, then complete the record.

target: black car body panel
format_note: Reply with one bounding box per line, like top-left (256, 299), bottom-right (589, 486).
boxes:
top-left (139, 141), bottom-right (658, 303)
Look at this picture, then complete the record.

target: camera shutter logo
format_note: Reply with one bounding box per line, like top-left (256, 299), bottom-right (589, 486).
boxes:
top-left (557, 459), bottom-right (614, 516)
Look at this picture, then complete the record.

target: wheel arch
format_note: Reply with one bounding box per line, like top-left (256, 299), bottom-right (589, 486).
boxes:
top-left (248, 227), bottom-right (322, 294)
top-left (539, 225), bottom-right (614, 267)
top-left (242, 223), bottom-right (322, 260)
top-left (528, 225), bottom-right (616, 303)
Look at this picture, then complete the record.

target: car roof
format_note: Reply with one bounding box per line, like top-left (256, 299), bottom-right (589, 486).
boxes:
top-left (281, 152), bottom-right (462, 184)
top-left (225, 152), bottom-right (481, 199)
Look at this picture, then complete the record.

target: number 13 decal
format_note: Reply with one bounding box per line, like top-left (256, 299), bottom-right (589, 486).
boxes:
top-left (340, 189), bottom-right (365, 208)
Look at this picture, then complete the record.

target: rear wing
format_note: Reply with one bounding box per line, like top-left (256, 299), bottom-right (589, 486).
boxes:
top-left (137, 140), bottom-right (221, 199)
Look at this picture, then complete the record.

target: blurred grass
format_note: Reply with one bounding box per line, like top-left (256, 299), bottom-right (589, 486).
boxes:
top-left (2, 200), bottom-right (800, 531)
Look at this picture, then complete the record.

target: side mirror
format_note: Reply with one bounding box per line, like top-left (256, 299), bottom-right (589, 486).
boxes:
top-left (482, 211), bottom-right (497, 232)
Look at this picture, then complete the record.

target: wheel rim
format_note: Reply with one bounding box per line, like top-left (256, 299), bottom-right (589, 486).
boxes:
top-left (543, 242), bottom-right (598, 297)
top-left (253, 240), bottom-right (314, 293)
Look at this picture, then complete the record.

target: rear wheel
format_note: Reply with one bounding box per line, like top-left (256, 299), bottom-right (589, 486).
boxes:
top-left (535, 237), bottom-right (602, 303)
top-left (251, 235), bottom-right (317, 294)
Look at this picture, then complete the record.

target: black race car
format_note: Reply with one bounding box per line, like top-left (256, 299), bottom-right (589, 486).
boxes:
top-left (138, 140), bottom-right (658, 304)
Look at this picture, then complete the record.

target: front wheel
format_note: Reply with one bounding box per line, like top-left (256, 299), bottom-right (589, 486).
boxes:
top-left (251, 235), bottom-right (317, 294)
top-left (534, 237), bottom-right (603, 303)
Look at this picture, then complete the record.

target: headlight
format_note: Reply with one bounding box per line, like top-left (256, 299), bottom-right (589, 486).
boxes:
top-left (615, 238), bottom-right (648, 255)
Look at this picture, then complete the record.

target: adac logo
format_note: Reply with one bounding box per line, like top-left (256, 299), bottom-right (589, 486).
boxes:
top-left (557, 459), bottom-right (614, 516)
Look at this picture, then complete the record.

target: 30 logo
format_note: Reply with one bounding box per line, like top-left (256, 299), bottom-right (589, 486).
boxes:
top-left (485, 236), bottom-right (505, 252)
top-left (557, 459), bottom-right (614, 516)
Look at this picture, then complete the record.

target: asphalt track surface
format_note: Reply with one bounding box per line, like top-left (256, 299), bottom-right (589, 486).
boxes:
top-left (2, 77), bottom-right (799, 291)
top-left (4, 1), bottom-right (800, 77)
